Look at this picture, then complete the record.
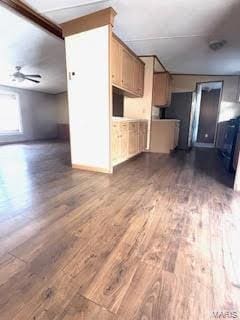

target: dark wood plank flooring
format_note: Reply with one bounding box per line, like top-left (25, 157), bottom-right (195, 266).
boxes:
top-left (0, 141), bottom-right (239, 320)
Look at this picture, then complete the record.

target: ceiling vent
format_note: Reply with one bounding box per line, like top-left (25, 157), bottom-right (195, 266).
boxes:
top-left (209, 40), bottom-right (227, 51)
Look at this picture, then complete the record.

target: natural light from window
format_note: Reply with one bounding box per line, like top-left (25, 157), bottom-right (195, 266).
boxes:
top-left (0, 92), bottom-right (22, 134)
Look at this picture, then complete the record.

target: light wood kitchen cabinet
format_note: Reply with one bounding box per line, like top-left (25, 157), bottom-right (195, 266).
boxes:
top-left (150, 119), bottom-right (180, 154)
top-left (112, 122), bottom-right (121, 163)
top-left (139, 121), bottom-right (148, 152)
top-left (128, 122), bottom-right (139, 156)
top-left (112, 118), bottom-right (148, 166)
top-left (152, 72), bottom-right (172, 107)
top-left (122, 48), bottom-right (135, 92)
top-left (119, 122), bottom-right (128, 160)
top-left (133, 58), bottom-right (145, 97)
top-left (111, 34), bottom-right (145, 97)
top-left (112, 36), bottom-right (122, 87)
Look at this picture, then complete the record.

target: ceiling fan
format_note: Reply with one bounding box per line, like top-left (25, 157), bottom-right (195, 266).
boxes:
top-left (11, 66), bottom-right (41, 84)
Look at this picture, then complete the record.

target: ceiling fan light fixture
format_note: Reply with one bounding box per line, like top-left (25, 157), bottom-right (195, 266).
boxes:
top-left (209, 40), bottom-right (227, 51)
top-left (16, 77), bottom-right (24, 83)
top-left (11, 66), bottom-right (41, 84)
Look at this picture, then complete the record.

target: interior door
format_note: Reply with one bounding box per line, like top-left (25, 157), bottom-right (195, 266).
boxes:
top-left (166, 92), bottom-right (193, 150)
top-left (197, 89), bottom-right (221, 144)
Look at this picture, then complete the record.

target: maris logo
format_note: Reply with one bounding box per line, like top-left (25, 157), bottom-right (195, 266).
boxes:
top-left (212, 311), bottom-right (239, 319)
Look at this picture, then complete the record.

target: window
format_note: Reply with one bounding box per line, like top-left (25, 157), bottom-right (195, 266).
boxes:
top-left (0, 92), bottom-right (22, 134)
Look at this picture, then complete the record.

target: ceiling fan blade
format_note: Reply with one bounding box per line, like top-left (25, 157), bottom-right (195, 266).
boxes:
top-left (25, 77), bottom-right (40, 84)
top-left (24, 74), bottom-right (41, 78)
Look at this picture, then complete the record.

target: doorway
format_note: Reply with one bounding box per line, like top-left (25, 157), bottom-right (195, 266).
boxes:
top-left (191, 82), bottom-right (223, 147)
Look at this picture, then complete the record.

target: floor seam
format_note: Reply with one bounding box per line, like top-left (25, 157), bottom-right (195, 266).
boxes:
top-left (7, 252), bottom-right (27, 264)
top-left (77, 293), bottom-right (117, 316)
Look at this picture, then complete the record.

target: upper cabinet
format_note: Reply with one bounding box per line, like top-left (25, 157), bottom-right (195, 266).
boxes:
top-left (134, 58), bottom-right (144, 97)
top-left (112, 36), bottom-right (122, 87)
top-left (122, 47), bottom-right (135, 92)
top-left (152, 72), bottom-right (173, 107)
top-left (111, 34), bottom-right (145, 97)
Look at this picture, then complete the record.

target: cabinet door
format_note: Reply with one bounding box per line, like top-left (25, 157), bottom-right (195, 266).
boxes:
top-left (139, 122), bottom-right (143, 152)
top-left (112, 37), bottom-right (122, 87)
top-left (137, 60), bottom-right (145, 97)
top-left (122, 48), bottom-right (134, 92)
top-left (128, 132), bottom-right (135, 156)
top-left (152, 73), bottom-right (170, 106)
top-left (132, 58), bottom-right (139, 95)
top-left (167, 76), bottom-right (173, 106)
top-left (120, 122), bottom-right (128, 160)
top-left (135, 122), bottom-right (140, 153)
top-left (112, 123), bottom-right (120, 163)
top-left (139, 122), bottom-right (147, 151)
top-left (144, 122), bottom-right (148, 150)
top-left (128, 123), bottom-right (137, 156)
top-left (132, 59), bottom-right (144, 97)
top-left (139, 131), bottom-right (144, 152)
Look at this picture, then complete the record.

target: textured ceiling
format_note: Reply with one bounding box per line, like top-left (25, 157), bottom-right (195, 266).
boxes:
top-left (1, 0), bottom-right (240, 94)
top-left (25, 0), bottom-right (240, 76)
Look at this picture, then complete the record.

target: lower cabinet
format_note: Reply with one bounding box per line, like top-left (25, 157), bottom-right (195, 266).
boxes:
top-left (112, 122), bottom-right (121, 164)
top-left (139, 121), bottom-right (148, 152)
top-left (112, 119), bottom-right (148, 166)
top-left (150, 119), bottom-right (180, 154)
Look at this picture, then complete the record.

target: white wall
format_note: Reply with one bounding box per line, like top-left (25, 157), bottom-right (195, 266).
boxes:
top-left (65, 25), bottom-right (111, 172)
top-left (0, 85), bottom-right (58, 144)
top-left (56, 92), bottom-right (69, 124)
top-left (172, 75), bottom-right (240, 122)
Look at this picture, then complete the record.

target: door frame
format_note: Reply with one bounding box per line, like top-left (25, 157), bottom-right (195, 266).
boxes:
top-left (194, 80), bottom-right (224, 146)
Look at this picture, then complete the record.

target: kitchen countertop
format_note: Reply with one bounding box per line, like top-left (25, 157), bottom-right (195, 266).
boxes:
top-left (112, 117), bottom-right (147, 122)
top-left (151, 118), bottom-right (180, 122)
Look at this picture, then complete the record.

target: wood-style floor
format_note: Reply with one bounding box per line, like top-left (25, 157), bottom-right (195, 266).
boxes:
top-left (0, 141), bottom-right (239, 320)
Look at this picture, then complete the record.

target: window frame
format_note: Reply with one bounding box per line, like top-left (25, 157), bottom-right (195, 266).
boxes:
top-left (0, 90), bottom-right (23, 136)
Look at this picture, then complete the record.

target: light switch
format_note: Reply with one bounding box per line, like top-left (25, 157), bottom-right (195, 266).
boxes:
top-left (69, 72), bottom-right (76, 80)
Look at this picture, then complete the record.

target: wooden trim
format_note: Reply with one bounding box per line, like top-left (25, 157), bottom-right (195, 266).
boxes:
top-left (140, 55), bottom-right (167, 72)
top-left (195, 80), bottom-right (225, 86)
top-left (112, 84), bottom-right (144, 98)
top-left (172, 73), bottom-right (238, 77)
top-left (72, 163), bottom-right (112, 174)
top-left (154, 55), bottom-right (167, 72)
top-left (154, 71), bottom-right (170, 75)
top-left (113, 33), bottom-right (145, 66)
top-left (61, 7), bottom-right (117, 37)
top-left (149, 56), bottom-right (155, 150)
top-left (154, 71), bottom-right (173, 82)
top-left (109, 25), bottom-right (113, 172)
top-left (0, 0), bottom-right (63, 39)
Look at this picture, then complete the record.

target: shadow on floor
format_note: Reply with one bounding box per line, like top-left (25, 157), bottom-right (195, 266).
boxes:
top-left (177, 147), bottom-right (235, 189)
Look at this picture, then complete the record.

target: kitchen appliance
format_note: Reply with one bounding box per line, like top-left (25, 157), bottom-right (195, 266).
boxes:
top-left (220, 117), bottom-right (240, 172)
